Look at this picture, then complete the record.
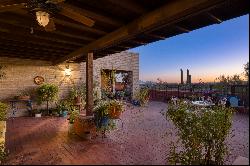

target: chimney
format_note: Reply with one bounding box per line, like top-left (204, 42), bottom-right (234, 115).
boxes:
top-left (180, 69), bottom-right (183, 84)
top-left (187, 69), bottom-right (189, 84)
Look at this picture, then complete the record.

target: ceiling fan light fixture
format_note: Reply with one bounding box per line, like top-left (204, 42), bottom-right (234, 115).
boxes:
top-left (36, 10), bottom-right (50, 27)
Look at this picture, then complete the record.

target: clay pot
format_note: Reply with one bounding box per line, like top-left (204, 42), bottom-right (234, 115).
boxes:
top-left (109, 107), bottom-right (121, 119)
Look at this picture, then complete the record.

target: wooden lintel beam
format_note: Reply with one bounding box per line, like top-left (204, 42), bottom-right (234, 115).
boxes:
top-left (175, 25), bottom-right (190, 33)
top-left (207, 12), bottom-right (223, 23)
top-left (54, 0), bottom-right (225, 64)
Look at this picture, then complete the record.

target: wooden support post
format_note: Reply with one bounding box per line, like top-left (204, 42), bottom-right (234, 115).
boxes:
top-left (86, 52), bottom-right (94, 116)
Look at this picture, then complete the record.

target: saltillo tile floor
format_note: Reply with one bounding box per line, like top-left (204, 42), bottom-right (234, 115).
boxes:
top-left (2, 102), bottom-right (249, 165)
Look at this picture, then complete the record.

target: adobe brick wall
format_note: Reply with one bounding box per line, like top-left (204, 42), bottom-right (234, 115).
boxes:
top-left (0, 51), bottom-right (139, 117)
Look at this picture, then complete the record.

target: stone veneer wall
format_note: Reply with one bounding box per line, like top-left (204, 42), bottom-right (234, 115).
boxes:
top-left (0, 51), bottom-right (139, 117)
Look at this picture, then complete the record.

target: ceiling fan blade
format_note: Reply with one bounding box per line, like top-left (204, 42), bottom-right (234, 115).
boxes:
top-left (44, 17), bottom-right (56, 32)
top-left (0, 3), bottom-right (26, 12)
top-left (58, 3), bottom-right (95, 27)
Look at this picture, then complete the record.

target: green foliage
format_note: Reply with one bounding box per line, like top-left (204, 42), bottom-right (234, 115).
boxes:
top-left (94, 99), bottom-right (124, 132)
top-left (166, 102), bottom-right (234, 165)
top-left (0, 143), bottom-right (6, 163)
top-left (36, 84), bottom-right (59, 104)
top-left (0, 102), bottom-right (8, 121)
top-left (109, 99), bottom-right (125, 113)
top-left (55, 100), bottom-right (71, 114)
top-left (94, 100), bottom-right (110, 118)
top-left (134, 88), bottom-right (149, 106)
top-left (69, 82), bottom-right (100, 104)
top-left (68, 108), bottom-right (79, 124)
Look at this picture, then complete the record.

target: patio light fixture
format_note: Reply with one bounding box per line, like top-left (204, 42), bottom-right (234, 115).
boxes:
top-left (36, 11), bottom-right (50, 27)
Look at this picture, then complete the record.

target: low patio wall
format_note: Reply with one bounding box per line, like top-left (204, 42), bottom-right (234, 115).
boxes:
top-left (0, 51), bottom-right (139, 117)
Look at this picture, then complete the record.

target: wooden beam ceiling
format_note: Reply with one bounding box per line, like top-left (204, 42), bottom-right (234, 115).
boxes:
top-left (54, 0), bottom-right (225, 64)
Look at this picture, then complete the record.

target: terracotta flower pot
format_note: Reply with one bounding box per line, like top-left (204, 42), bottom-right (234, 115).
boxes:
top-left (109, 107), bottom-right (121, 119)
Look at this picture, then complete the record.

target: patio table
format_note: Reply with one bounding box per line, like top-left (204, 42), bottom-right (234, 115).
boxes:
top-left (191, 101), bottom-right (215, 107)
top-left (9, 99), bottom-right (33, 117)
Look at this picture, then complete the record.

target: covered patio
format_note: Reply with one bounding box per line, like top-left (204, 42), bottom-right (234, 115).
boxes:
top-left (0, 0), bottom-right (249, 165)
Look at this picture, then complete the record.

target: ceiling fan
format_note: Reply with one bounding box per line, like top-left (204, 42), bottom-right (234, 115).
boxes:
top-left (0, 0), bottom-right (95, 31)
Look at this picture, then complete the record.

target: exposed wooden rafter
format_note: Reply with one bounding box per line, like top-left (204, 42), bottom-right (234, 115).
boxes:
top-left (144, 33), bottom-right (165, 40)
top-left (59, 3), bottom-right (124, 27)
top-left (174, 25), bottom-right (190, 33)
top-left (207, 12), bottom-right (223, 23)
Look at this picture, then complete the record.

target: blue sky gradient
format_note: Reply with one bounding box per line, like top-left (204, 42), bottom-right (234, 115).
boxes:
top-left (130, 14), bottom-right (249, 83)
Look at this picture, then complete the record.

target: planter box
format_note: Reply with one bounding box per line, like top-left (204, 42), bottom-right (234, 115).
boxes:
top-left (35, 113), bottom-right (42, 118)
top-left (73, 116), bottom-right (96, 138)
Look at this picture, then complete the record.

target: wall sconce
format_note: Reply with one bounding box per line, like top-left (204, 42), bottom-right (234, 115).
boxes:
top-left (64, 65), bottom-right (71, 76)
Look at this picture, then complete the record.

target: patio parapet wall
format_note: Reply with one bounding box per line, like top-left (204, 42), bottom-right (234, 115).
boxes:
top-left (0, 51), bottom-right (139, 117)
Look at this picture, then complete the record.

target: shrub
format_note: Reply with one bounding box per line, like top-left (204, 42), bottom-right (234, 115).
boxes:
top-left (166, 102), bottom-right (234, 165)
top-left (0, 102), bottom-right (8, 121)
top-left (134, 88), bottom-right (149, 106)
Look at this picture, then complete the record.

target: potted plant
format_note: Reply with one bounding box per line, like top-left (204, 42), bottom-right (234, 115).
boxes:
top-left (0, 102), bottom-right (8, 140)
top-left (166, 101), bottom-right (235, 165)
top-left (17, 91), bottom-right (31, 100)
top-left (108, 100), bottom-right (124, 119)
top-left (93, 100), bottom-right (110, 128)
top-left (56, 100), bottom-right (70, 117)
top-left (37, 84), bottom-right (59, 115)
top-left (68, 108), bottom-right (79, 134)
top-left (32, 109), bottom-right (42, 118)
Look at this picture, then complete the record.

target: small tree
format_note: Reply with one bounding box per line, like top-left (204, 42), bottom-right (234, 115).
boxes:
top-left (37, 84), bottom-right (59, 114)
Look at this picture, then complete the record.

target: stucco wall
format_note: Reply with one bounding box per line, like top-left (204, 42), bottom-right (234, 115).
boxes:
top-left (0, 51), bottom-right (139, 117)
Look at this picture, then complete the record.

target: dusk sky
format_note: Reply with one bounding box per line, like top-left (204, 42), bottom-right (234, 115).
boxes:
top-left (130, 14), bottom-right (249, 83)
